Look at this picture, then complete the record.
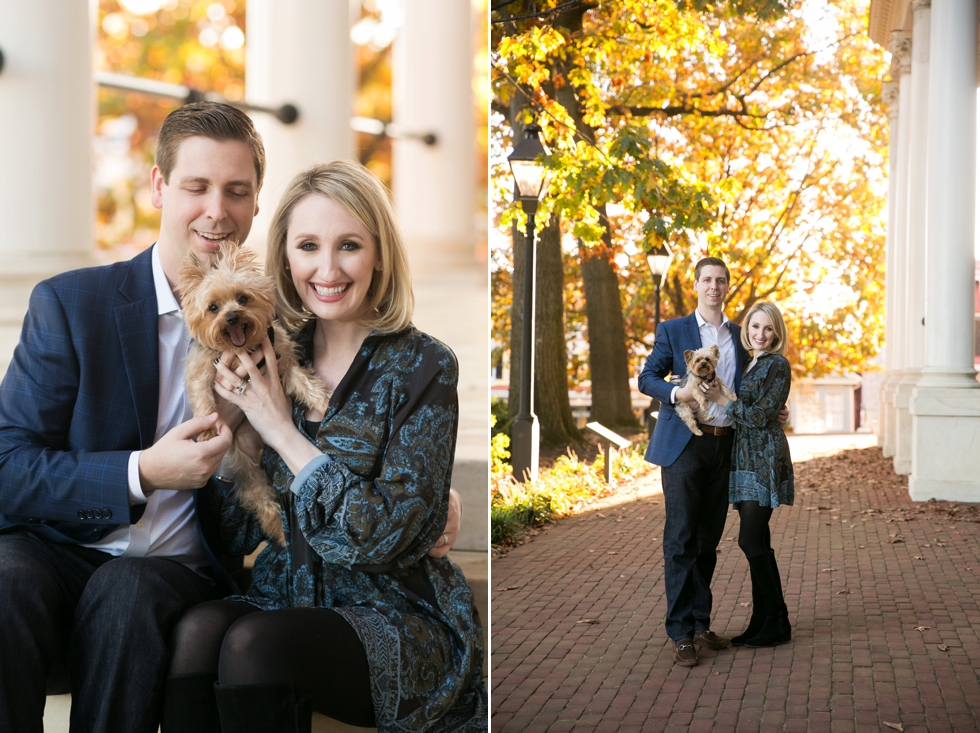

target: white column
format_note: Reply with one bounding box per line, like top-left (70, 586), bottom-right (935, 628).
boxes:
top-left (894, 2), bottom-right (930, 475)
top-left (909, 0), bottom-right (980, 500)
top-left (0, 0), bottom-right (96, 377)
top-left (884, 31), bottom-right (913, 459)
top-left (244, 0), bottom-right (355, 256)
top-left (392, 0), bottom-right (475, 263)
top-left (879, 78), bottom-right (900, 453)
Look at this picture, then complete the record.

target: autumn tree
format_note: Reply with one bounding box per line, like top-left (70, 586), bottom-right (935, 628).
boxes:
top-left (492, 0), bottom-right (890, 432)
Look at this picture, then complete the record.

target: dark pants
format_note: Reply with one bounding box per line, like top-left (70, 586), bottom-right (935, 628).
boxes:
top-left (0, 531), bottom-right (220, 733)
top-left (661, 433), bottom-right (733, 641)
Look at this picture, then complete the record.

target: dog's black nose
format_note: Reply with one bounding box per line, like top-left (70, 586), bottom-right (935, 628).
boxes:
top-left (226, 314), bottom-right (239, 325)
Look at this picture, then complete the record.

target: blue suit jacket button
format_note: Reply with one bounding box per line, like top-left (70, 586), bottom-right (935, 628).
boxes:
top-left (77, 510), bottom-right (86, 520)
top-left (94, 509), bottom-right (103, 519)
top-left (85, 510), bottom-right (94, 519)
top-left (104, 509), bottom-right (112, 519)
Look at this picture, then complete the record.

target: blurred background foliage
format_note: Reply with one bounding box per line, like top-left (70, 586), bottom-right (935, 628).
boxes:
top-left (95, 0), bottom-right (489, 256)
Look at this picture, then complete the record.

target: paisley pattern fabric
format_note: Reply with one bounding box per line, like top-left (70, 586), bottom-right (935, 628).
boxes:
top-left (207, 324), bottom-right (487, 732)
top-left (726, 353), bottom-right (794, 508)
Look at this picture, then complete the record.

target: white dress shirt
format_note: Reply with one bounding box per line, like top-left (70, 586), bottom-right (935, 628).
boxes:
top-left (670, 310), bottom-right (737, 428)
top-left (83, 246), bottom-right (209, 572)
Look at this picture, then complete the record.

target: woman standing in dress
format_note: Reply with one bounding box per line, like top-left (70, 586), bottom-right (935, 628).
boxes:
top-left (162, 161), bottom-right (486, 732)
top-left (704, 300), bottom-right (794, 649)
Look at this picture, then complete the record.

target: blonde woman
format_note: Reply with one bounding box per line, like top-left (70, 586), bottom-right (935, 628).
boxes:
top-left (163, 161), bottom-right (486, 733)
top-left (704, 300), bottom-right (794, 648)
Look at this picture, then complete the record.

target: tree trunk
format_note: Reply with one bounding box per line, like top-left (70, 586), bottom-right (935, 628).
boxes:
top-left (581, 237), bottom-right (641, 429)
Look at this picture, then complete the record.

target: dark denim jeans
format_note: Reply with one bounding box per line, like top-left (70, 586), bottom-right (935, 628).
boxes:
top-left (660, 432), bottom-right (733, 641)
top-left (0, 530), bottom-right (219, 733)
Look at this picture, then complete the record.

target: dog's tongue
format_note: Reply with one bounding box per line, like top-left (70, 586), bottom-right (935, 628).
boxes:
top-left (229, 324), bottom-right (247, 348)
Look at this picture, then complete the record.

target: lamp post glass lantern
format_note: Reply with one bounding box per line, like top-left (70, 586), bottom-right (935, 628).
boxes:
top-left (645, 241), bottom-right (671, 333)
top-left (508, 123), bottom-right (551, 482)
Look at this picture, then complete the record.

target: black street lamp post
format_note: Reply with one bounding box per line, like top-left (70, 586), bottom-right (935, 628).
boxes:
top-left (643, 241), bottom-right (672, 436)
top-left (645, 241), bottom-right (672, 334)
top-left (507, 123), bottom-right (552, 483)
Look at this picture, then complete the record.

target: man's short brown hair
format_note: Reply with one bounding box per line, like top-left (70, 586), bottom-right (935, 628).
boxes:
top-left (694, 256), bottom-right (730, 283)
top-left (156, 101), bottom-right (265, 186)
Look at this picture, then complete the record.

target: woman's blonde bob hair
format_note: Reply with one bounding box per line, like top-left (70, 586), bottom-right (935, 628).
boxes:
top-left (740, 301), bottom-right (788, 356)
top-left (266, 160), bottom-right (414, 332)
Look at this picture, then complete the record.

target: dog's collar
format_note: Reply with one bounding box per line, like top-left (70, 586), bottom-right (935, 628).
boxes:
top-left (703, 371), bottom-right (716, 382)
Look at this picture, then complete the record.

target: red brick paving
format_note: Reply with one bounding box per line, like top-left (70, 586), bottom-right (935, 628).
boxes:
top-left (491, 445), bottom-right (980, 732)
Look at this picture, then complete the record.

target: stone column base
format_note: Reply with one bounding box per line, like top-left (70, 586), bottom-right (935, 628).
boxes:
top-left (892, 380), bottom-right (915, 474)
top-left (909, 386), bottom-right (980, 501)
top-left (880, 379), bottom-right (899, 456)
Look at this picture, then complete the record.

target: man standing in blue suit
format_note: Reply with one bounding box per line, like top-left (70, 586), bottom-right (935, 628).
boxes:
top-left (639, 257), bottom-right (747, 667)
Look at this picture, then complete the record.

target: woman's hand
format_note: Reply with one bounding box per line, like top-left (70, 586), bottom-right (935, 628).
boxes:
top-left (212, 352), bottom-right (252, 433)
top-left (427, 488), bottom-right (462, 558)
top-left (213, 336), bottom-right (295, 451)
top-left (701, 378), bottom-right (731, 408)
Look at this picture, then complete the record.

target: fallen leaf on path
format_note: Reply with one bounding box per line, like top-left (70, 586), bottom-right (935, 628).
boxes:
top-left (597, 513), bottom-right (606, 518)
top-left (496, 586), bottom-right (521, 591)
top-left (821, 568), bottom-right (835, 572)
top-left (607, 551), bottom-right (618, 555)
top-left (576, 619), bottom-right (600, 625)
top-left (740, 602), bottom-right (751, 607)
top-left (939, 644), bottom-right (949, 651)
top-left (914, 556), bottom-right (924, 560)
top-left (883, 723), bottom-right (903, 732)
top-left (887, 537), bottom-right (905, 544)
top-left (914, 626), bottom-right (930, 632)
top-left (837, 588), bottom-right (851, 594)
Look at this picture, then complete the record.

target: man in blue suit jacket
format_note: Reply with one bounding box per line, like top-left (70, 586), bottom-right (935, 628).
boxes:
top-left (0, 102), bottom-right (264, 733)
top-left (638, 257), bottom-right (747, 667)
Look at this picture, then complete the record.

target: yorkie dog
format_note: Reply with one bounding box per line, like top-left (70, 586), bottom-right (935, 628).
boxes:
top-left (674, 345), bottom-right (738, 436)
top-left (179, 241), bottom-right (330, 545)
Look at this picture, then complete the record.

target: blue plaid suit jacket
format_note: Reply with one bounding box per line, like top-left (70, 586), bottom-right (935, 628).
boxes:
top-left (638, 312), bottom-right (748, 468)
top-left (0, 247), bottom-right (235, 588)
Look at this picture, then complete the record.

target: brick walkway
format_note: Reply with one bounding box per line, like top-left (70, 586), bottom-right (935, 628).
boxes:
top-left (491, 436), bottom-right (980, 732)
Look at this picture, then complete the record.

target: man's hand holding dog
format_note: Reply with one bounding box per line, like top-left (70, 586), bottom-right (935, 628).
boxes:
top-left (138, 413), bottom-right (233, 494)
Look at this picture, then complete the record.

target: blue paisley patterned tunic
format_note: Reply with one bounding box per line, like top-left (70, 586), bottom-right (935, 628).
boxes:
top-left (726, 352), bottom-right (794, 508)
top-left (208, 324), bottom-right (487, 732)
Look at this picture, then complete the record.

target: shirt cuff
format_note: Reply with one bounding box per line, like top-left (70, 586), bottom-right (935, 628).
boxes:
top-left (290, 453), bottom-right (333, 496)
top-left (670, 386), bottom-right (679, 404)
top-left (127, 451), bottom-right (149, 505)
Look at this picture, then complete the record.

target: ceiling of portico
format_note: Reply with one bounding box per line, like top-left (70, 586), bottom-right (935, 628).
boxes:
top-left (868, 0), bottom-right (910, 48)
top-left (869, 0), bottom-right (980, 84)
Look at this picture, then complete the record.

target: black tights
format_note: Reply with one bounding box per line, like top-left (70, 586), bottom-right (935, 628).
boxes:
top-left (737, 500), bottom-right (773, 559)
top-left (169, 600), bottom-right (375, 727)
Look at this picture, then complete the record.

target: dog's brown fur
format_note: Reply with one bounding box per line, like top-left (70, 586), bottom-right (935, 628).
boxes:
top-left (675, 345), bottom-right (738, 436)
top-left (178, 241), bottom-right (330, 546)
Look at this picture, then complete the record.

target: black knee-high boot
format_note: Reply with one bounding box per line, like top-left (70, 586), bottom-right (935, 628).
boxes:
top-left (162, 673), bottom-right (220, 733)
top-left (745, 554), bottom-right (790, 648)
top-left (769, 549), bottom-right (791, 643)
top-left (214, 683), bottom-right (313, 733)
top-left (731, 560), bottom-right (764, 646)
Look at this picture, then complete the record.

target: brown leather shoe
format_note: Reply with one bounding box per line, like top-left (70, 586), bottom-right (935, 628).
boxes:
top-left (672, 639), bottom-right (698, 667)
top-left (693, 628), bottom-right (731, 650)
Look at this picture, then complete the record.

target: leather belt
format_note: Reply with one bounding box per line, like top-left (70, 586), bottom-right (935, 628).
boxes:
top-left (697, 423), bottom-right (731, 436)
